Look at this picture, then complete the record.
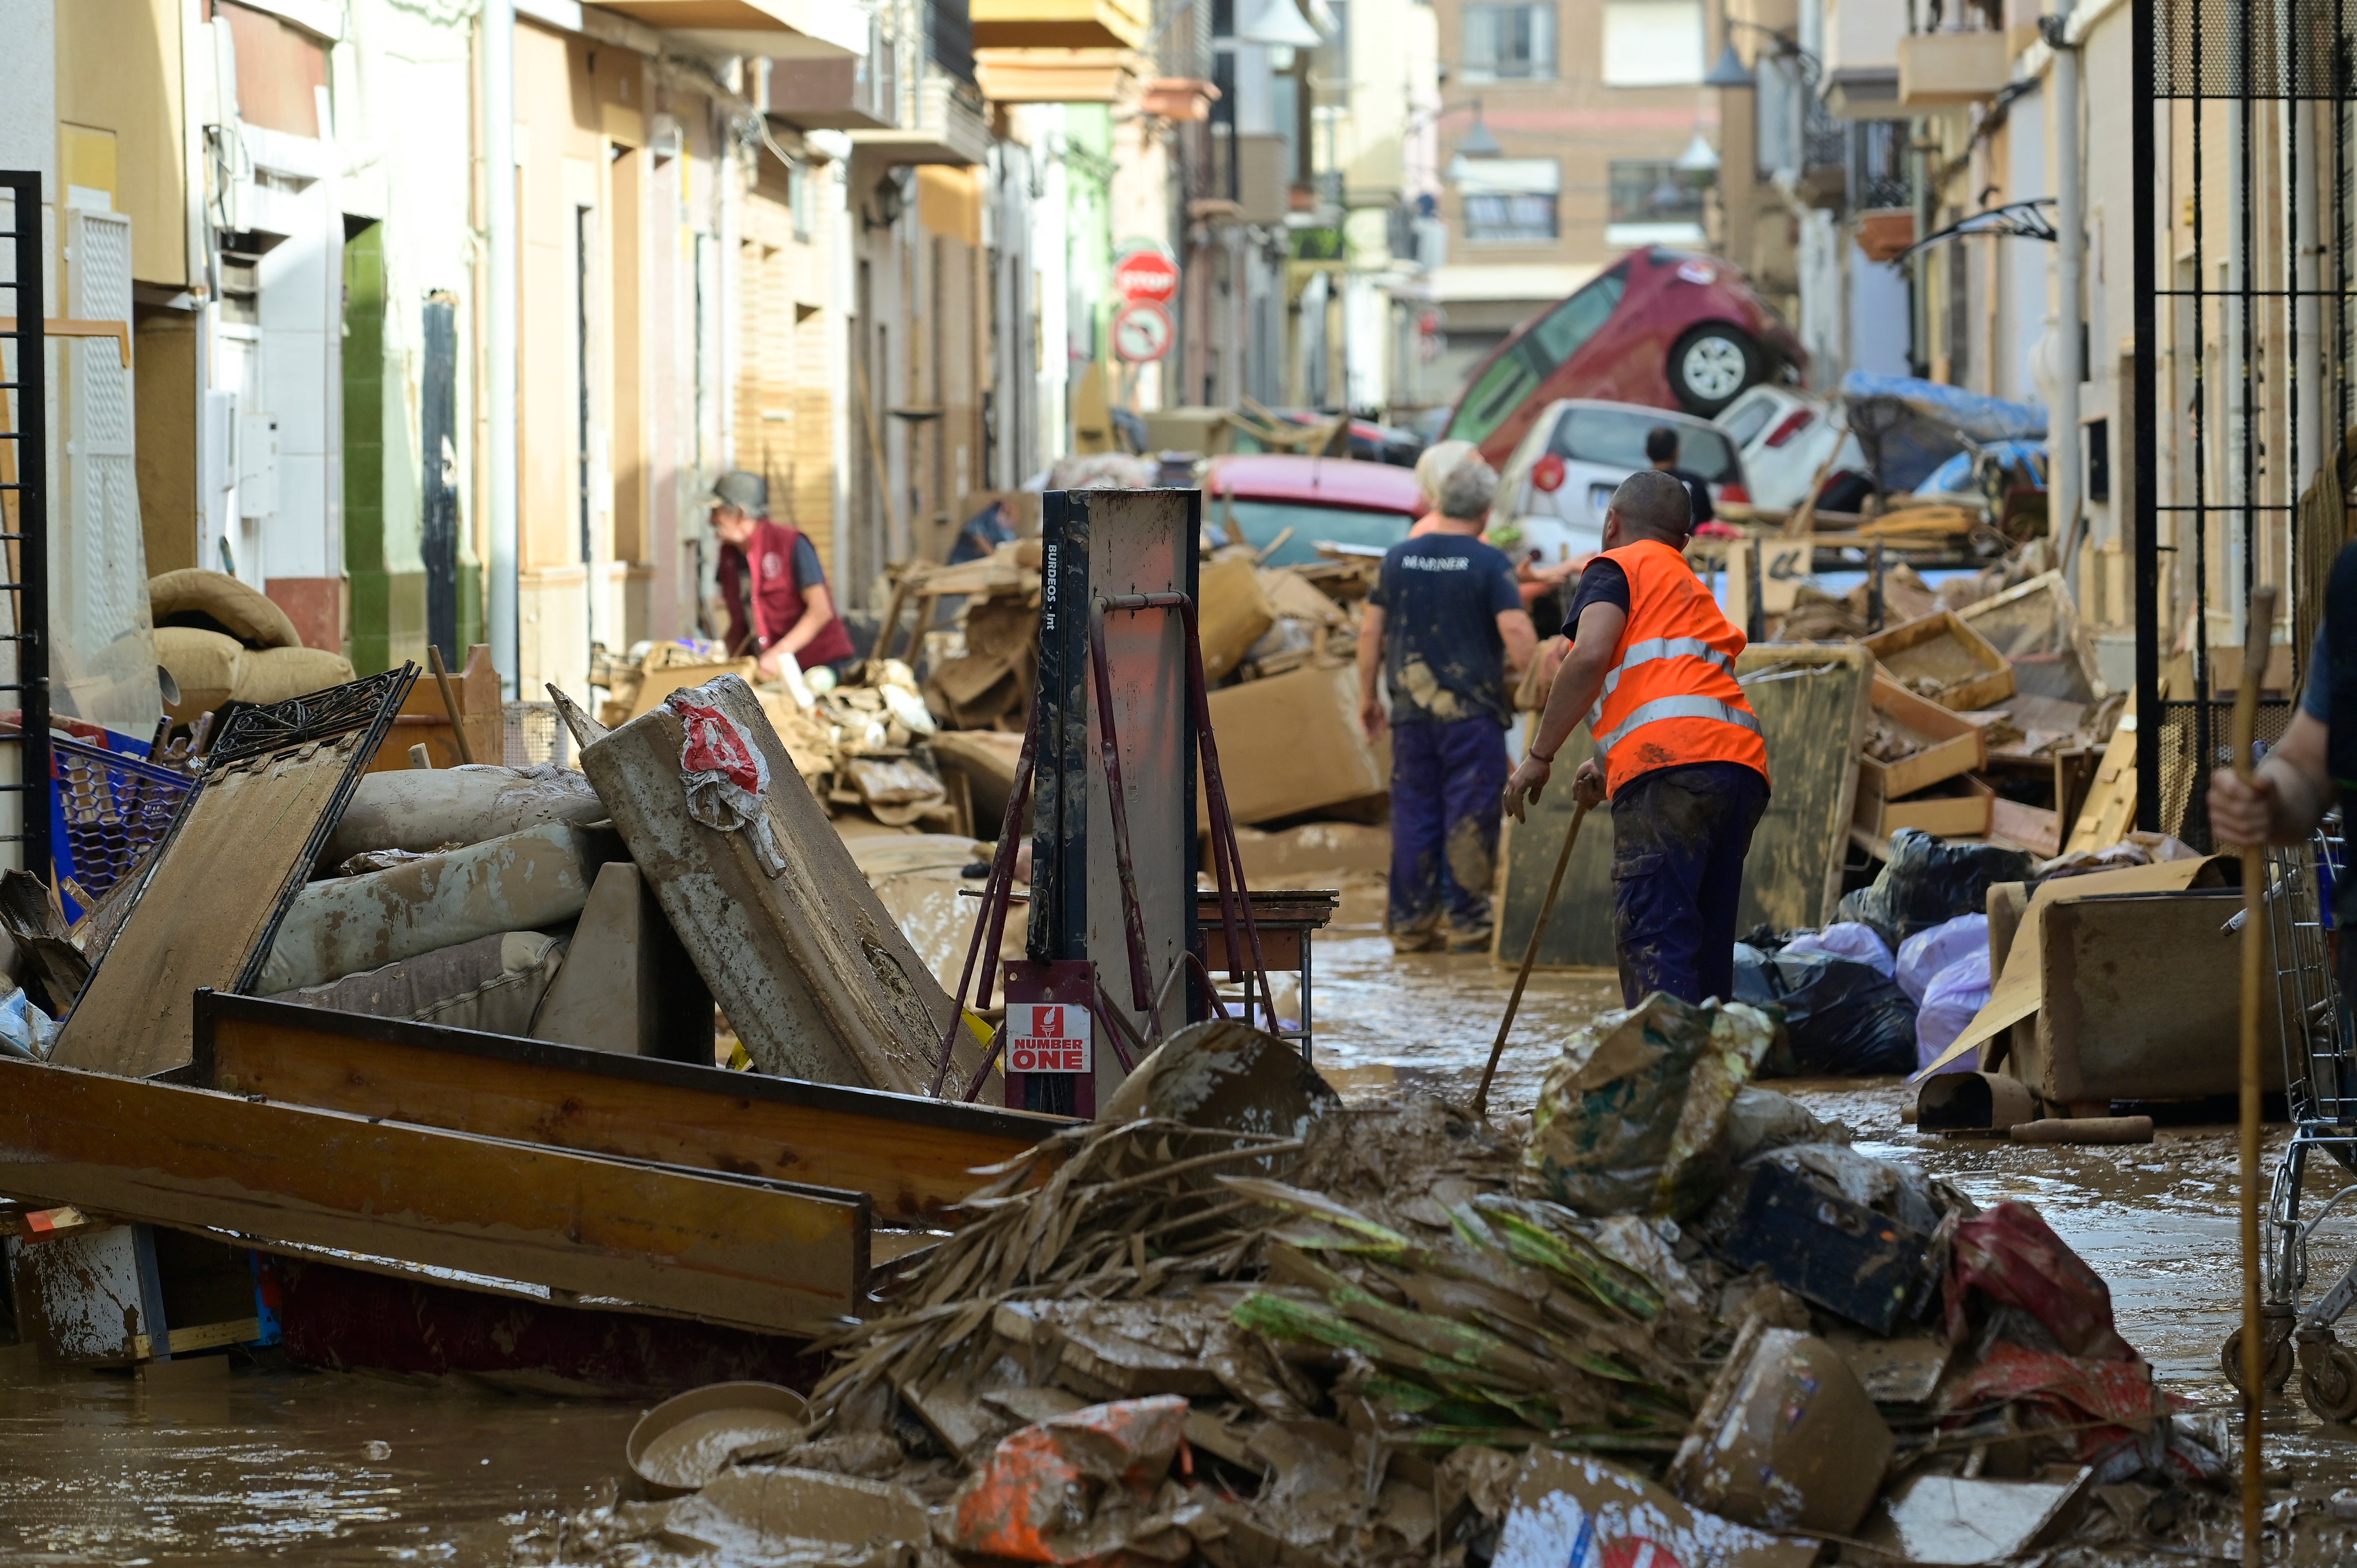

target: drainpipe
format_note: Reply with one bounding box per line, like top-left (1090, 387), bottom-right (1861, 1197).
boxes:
top-left (2046, 7), bottom-right (2082, 597)
top-left (484, 0), bottom-right (520, 698)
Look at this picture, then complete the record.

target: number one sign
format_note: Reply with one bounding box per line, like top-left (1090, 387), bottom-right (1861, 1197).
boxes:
top-left (1008, 1002), bottom-right (1093, 1074)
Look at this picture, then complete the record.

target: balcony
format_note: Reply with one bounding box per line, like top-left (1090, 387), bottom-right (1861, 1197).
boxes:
top-left (970, 0), bottom-right (1149, 52)
top-left (852, 72), bottom-right (993, 165)
top-left (973, 48), bottom-right (1138, 103)
top-left (590, 0), bottom-right (868, 58)
top-left (1819, 0), bottom-right (1901, 119)
top-left (768, 48), bottom-right (898, 129)
top-left (1897, 30), bottom-right (2009, 109)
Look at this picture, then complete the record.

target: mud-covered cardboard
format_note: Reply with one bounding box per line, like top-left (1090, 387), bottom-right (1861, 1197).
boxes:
top-left (1203, 664), bottom-right (1387, 828)
top-left (1493, 1450), bottom-right (1817, 1568)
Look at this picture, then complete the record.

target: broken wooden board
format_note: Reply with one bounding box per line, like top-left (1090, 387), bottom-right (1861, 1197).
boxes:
top-left (194, 991), bottom-right (1064, 1227)
top-left (1732, 644), bottom-right (1872, 932)
top-left (1494, 645), bottom-right (1870, 970)
top-left (52, 669), bottom-right (418, 1080)
top-left (580, 674), bottom-right (981, 1094)
top-left (1491, 718), bottom-right (1618, 971)
top-left (0, 1053), bottom-right (867, 1334)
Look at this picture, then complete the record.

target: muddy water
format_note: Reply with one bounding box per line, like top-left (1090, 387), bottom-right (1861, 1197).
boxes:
top-left (6, 872), bottom-right (2357, 1553)
top-left (0, 1359), bottom-right (638, 1561)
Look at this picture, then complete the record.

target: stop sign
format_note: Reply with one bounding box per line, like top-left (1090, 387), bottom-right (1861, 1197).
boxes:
top-left (1113, 246), bottom-right (1178, 304)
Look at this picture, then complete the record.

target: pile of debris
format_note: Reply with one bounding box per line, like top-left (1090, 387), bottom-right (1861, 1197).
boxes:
top-left (521, 999), bottom-right (2234, 1568)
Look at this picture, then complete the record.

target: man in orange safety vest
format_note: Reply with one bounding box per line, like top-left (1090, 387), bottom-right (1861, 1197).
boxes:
top-left (1501, 468), bottom-right (1771, 1006)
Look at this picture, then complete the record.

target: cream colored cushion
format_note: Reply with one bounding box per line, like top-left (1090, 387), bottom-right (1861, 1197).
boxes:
top-left (148, 568), bottom-right (302, 650)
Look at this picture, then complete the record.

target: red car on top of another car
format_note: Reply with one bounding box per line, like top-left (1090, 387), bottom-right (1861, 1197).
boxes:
top-left (1443, 246), bottom-right (1806, 470)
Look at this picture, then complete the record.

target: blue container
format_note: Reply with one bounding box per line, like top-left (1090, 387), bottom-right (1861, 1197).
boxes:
top-left (49, 736), bottom-right (194, 923)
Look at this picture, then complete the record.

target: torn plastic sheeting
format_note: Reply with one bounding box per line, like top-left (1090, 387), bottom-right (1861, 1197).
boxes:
top-left (1937, 1344), bottom-right (2222, 1484)
top-left (1943, 1200), bottom-right (2135, 1362)
top-left (945, 1395), bottom-right (1191, 1565)
top-left (1525, 993), bottom-right (1776, 1219)
top-left (668, 691), bottom-right (789, 878)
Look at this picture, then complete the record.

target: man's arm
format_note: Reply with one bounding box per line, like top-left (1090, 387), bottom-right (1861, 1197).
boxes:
top-left (767, 583), bottom-right (837, 671)
top-left (1497, 608), bottom-right (1538, 674)
top-left (1356, 603), bottom-right (1387, 741)
top-left (1501, 600), bottom-right (1627, 819)
top-left (2209, 708), bottom-right (2333, 846)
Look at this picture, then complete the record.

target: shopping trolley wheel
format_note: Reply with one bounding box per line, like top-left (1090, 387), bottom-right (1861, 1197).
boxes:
top-left (2301, 1338), bottom-right (2357, 1425)
top-left (2222, 1326), bottom-right (2294, 1395)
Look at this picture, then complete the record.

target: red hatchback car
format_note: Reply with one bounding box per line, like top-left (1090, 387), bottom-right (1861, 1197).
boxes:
top-left (1444, 247), bottom-right (1805, 468)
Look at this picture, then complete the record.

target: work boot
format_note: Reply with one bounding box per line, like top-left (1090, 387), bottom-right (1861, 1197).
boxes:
top-left (1445, 925), bottom-right (1493, 953)
top-left (1388, 924), bottom-right (1443, 954)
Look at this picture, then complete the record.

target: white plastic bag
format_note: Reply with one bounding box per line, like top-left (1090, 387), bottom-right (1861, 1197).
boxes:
top-left (1781, 921), bottom-right (1896, 979)
top-left (1896, 912), bottom-right (1988, 1004)
top-left (1915, 948), bottom-right (1993, 1074)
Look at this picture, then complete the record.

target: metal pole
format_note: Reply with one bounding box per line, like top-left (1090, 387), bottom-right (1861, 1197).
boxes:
top-left (2051, 10), bottom-right (2083, 595)
top-left (483, 0), bottom-right (521, 700)
top-left (2130, 0), bottom-right (2159, 833)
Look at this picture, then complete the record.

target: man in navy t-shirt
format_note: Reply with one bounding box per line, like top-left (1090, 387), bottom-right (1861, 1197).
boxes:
top-left (1356, 458), bottom-right (1537, 951)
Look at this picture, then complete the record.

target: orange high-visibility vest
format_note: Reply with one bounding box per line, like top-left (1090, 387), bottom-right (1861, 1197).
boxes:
top-left (1584, 537), bottom-right (1771, 798)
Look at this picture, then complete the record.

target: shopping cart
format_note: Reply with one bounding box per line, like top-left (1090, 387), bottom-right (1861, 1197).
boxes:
top-left (2225, 819), bottom-right (2357, 1420)
top-left (48, 736), bottom-right (194, 924)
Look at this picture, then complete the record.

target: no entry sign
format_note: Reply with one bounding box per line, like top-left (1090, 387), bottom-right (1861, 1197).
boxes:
top-left (1007, 1002), bottom-right (1093, 1074)
top-left (1112, 300), bottom-right (1174, 363)
top-left (1113, 245), bottom-right (1179, 304)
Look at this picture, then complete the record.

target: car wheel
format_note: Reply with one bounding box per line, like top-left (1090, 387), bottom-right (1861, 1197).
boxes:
top-left (1670, 325), bottom-right (1762, 415)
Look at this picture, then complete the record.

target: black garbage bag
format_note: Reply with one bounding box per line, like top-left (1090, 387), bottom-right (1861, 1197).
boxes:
top-left (1836, 828), bottom-right (2035, 948)
top-left (1733, 943), bottom-right (1919, 1076)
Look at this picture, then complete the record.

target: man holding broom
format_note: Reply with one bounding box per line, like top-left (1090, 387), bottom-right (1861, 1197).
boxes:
top-left (1500, 469), bottom-right (1771, 1006)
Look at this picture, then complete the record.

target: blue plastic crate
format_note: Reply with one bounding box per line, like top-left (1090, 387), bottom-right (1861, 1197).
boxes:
top-left (49, 736), bottom-right (194, 923)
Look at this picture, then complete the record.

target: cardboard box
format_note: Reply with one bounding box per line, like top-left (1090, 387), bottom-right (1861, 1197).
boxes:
top-left (1853, 771), bottom-right (1993, 843)
top-left (1860, 673), bottom-right (1986, 799)
top-left (1204, 663), bottom-right (1388, 828)
top-left (1917, 854), bottom-right (2245, 1082)
top-left (1864, 610), bottom-right (2016, 711)
top-left (2016, 888), bottom-right (2287, 1103)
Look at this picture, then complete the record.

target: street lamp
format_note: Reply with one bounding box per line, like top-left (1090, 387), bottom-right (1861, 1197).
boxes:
top-left (1705, 40), bottom-right (1756, 90)
top-left (1444, 99), bottom-right (1503, 182)
top-left (1240, 0), bottom-right (1321, 69)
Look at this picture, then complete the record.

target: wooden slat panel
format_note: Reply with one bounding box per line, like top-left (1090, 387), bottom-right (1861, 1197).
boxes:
top-left (53, 731), bottom-right (372, 1079)
top-left (195, 993), bottom-right (1063, 1224)
top-left (0, 1056), bottom-right (866, 1335)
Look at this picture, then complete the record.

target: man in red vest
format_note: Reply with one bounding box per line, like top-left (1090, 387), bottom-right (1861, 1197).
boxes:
top-left (1501, 468), bottom-right (1771, 1006)
top-left (708, 470), bottom-right (858, 681)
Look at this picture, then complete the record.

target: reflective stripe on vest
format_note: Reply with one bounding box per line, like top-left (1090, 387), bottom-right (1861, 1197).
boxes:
top-left (1595, 693), bottom-right (1763, 756)
top-left (1585, 636), bottom-right (1737, 728)
top-left (1586, 537), bottom-right (1770, 796)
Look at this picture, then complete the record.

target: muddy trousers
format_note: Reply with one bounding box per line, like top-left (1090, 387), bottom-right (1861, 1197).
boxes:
top-left (1387, 717), bottom-right (1510, 943)
top-left (1610, 760), bottom-right (1770, 1007)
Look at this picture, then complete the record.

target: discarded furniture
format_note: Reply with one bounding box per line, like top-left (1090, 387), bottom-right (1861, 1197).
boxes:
top-left (0, 1054), bottom-right (868, 1334)
top-left (192, 990), bottom-right (1066, 1228)
top-left (51, 669), bottom-right (418, 1080)
top-left (1196, 889), bottom-right (1337, 1059)
top-left (580, 674), bottom-right (980, 1095)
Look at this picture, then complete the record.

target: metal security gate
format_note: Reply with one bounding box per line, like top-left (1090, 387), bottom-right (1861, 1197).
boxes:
top-left (2134, 2), bottom-right (2357, 843)
top-left (0, 171), bottom-right (51, 881)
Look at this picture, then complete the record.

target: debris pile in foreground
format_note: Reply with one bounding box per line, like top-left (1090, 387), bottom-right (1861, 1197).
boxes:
top-left (515, 1000), bottom-right (2245, 1568)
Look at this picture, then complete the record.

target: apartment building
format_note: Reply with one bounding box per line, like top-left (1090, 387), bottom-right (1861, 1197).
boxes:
top-left (1424, 0), bottom-right (1727, 394)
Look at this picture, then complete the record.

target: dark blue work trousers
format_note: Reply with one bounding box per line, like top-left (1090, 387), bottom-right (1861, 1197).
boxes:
top-left (1387, 717), bottom-right (1511, 940)
top-left (1610, 760), bottom-right (1771, 1006)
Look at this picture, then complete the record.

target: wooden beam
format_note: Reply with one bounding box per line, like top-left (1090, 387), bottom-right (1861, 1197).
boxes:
top-left (193, 992), bottom-right (1066, 1225)
top-left (0, 1055), bottom-right (868, 1335)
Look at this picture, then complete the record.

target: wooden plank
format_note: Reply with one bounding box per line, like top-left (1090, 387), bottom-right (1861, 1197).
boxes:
top-left (54, 672), bottom-right (415, 1079)
top-left (1492, 718), bottom-right (1619, 971)
top-left (1734, 645), bottom-right (1873, 931)
top-left (0, 1055), bottom-right (868, 1335)
top-left (193, 991), bottom-right (1064, 1226)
